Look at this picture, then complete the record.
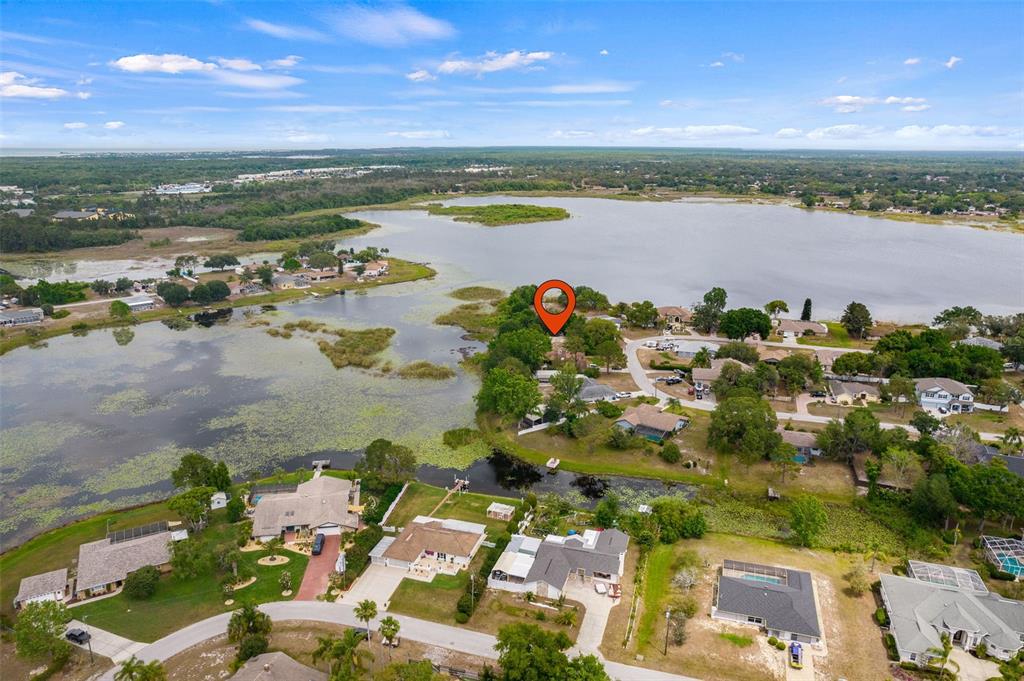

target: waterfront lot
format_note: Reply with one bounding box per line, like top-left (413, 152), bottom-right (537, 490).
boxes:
top-left (384, 482), bottom-right (520, 537)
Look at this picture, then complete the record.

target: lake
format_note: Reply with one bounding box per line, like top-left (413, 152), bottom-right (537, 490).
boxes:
top-left (1, 197), bottom-right (1020, 545)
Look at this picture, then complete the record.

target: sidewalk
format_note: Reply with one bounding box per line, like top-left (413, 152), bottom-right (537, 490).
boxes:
top-left (68, 619), bottom-right (146, 664)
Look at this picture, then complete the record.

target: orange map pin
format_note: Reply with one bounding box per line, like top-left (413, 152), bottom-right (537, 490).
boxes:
top-left (533, 280), bottom-right (576, 335)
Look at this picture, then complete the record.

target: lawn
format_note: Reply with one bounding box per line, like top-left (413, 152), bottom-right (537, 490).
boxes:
top-left (384, 482), bottom-right (519, 537)
top-left (947, 404), bottom-right (1024, 435)
top-left (71, 512), bottom-right (308, 642)
top-left (633, 544), bottom-right (675, 651)
top-left (388, 571), bottom-right (468, 624)
top-left (796, 322), bottom-right (874, 350)
top-left (384, 483), bottom-right (448, 528)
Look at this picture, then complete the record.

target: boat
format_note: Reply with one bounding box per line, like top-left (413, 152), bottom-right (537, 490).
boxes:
top-left (545, 458), bottom-right (560, 472)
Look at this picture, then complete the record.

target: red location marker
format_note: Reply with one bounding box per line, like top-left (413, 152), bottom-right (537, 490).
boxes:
top-left (533, 280), bottom-right (576, 335)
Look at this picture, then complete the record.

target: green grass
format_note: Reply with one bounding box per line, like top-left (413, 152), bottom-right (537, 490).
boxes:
top-left (424, 203), bottom-right (570, 226)
top-left (634, 544), bottom-right (674, 651)
top-left (388, 572), bottom-right (468, 624)
top-left (450, 286), bottom-right (504, 302)
top-left (71, 512), bottom-right (308, 642)
top-left (434, 302), bottom-right (499, 341)
top-left (384, 483), bottom-right (448, 528)
top-left (432, 490), bottom-right (520, 538)
top-left (718, 632), bottom-right (755, 647)
top-left (797, 322), bottom-right (874, 350)
top-left (396, 361), bottom-right (456, 380)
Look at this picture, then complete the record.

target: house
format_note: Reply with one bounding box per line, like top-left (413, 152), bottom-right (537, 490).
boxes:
top-left (52, 209), bottom-right (97, 220)
top-left (488, 529), bottom-right (629, 599)
top-left (14, 568), bottom-right (68, 609)
top-left (975, 449), bottom-right (1024, 481)
top-left (614, 404), bottom-right (688, 442)
top-left (828, 380), bottom-right (881, 405)
top-left (958, 336), bottom-right (1004, 352)
top-left (230, 652), bottom-right (328, 681)
top-left (757, 346), bottom-right (792, 365)
top-left (0, 307), bottom-right (44, 327)
top-left (74, 530), bottom-right (174, 598)
top-left (123, 294), bottom-right (156, 312)
top-left (880, 572), bottom-right (1024, 664)
top-left (6, 208), bottom-right (34, 217)
top-left (981, 536), bottom-right (1024, 580)
top-left (692, 359), bottom-right (752, 394)
top-left (915, 377), bottom-right (975, 414)
top-left (657, 306), bottom-right (692, 327)
top-left (591, 314), bottom-right (623, 329)
top-left (674, 340), bottom-right (720, 359)
top-left (814, 349), bottom-right (842, 372)
top-left (776, 428), bottom-right (822, 458)
top-left (776, 319), bottom-right (828, 338)
top-left (579, 376), bottom-right (617, 403)
top-left (362, 260), bottom-right (389, 278)
top-left (211, 491), bottom-right (229, 510)
top-left (272, 274), bottom-right (310, 290)
top-left (251, 476), bottom-right (361, 541)
top-left (487, 502), bottom-right (517, 521)
top-left (711, 560), bottom-right (822, 644)
top-left (370, 516), bottom-right (485, 575)
top-left (302, 270), bottom-right (337, 282)
top-left (906, 560), bottom-right (989, 594)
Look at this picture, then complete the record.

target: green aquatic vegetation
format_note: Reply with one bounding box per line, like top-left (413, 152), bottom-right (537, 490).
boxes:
top-left (396, 361), bottom-right (456, 380)
top-left (95, 388), bottom-right (153, 415)
top-left (450, 286), bottom-right (505, 301)
top-left (112, 327), bottom-right (135, 346)
top-left (0, 422), bottom-right (95, 482)
top-left (443, 428), bottom-right (481, 449)
top-left (265, 327), bottom-right (292, 338)
top-left (425, 203), bottom-right (570, 226)
top-left (434, 302), bottom-right (499, 340)
top-left (316, 326), bottom-right (395, 368)
top-left (82, 445), bottom-right (190, 495)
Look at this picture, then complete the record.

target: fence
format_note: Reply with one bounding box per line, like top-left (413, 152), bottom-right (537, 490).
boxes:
top-left (377, 482), bottom-right (410, 527)
top-left (432, 664), bottom-right (480, 680)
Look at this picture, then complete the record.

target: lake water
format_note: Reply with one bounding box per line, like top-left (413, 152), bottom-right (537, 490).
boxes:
top-left (1, 197), bottom-right (1020, 545)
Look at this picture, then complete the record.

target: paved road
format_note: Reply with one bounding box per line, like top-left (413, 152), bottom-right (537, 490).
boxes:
top-left (68, 619), bottom-right (146, 664)
top-left (96, 600), bottom-right (700, 681)
top-left (625, 334), bottom-right (1004, 440)
top-left (54, 295), bottom-right (146, 310)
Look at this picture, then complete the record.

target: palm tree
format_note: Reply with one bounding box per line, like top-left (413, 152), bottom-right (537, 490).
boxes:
top-left (1001, 427), bottom-right (1023, 454)
top-left (115, 656), bottom-right (166, 681)
top-left (312, 635), bottom-right (344, 676)
top-left (926, 632), bottom-right (961, 680)
top-left (378, 616), bottom-right (400, 662)
top-left (227, 604), bottom-right (272, 643)
top-left (263, 536), bottom-right (284, 561)
top-left (864, 540), bottom-right (891, 573)
top-left (354, 599), bottom-right (378, 667)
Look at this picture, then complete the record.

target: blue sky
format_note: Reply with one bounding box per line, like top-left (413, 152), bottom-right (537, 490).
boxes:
top-left (1, 1), bottom-right (1021, 151)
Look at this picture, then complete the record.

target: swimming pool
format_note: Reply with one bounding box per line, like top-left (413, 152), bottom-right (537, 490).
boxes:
top-left (792, 454), bottom-right (809, 465)
top-left (741, 574), bottom-right (784, 585)
top-left (998, 556), bottom-right (1023, 576)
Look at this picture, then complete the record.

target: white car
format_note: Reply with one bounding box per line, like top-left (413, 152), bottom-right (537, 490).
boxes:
top-left (614, 391), bottom-right (632, 399)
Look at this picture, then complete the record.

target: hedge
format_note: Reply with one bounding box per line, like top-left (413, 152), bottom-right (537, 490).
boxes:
top-left (456, 534), bottom-right (511, 619)
top-left (883, 633), bottom-right (899, 661)
top-left (342, 524), bottom-right (384, 584)
top-left (874, 607), bottom-right (889, 626)
top-left (362, 484), bottom-right (403, 525)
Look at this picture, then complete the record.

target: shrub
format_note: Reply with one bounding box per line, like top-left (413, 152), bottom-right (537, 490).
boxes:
top-left (884, 633), bottom-right (899, 661)
top-left (874, 607), bottom-right (889, 626)
top-left (361, 484), bottom-right (403, 524)
top-left (660, 442), bottom-right (681, 464)
top-left (52, 309), bottom-right (69, 319)
top-left (594, 401), bottom-right (623, 419)
top-left (443, 428), bottom-right (479, 449)
top-left (226, 496), bottom-right (245, 523)
top-left (342, 524), bottom-right (384, 583)
top-left (41, 304), bottom-right (54, 316)
top-left (123, 565), bottom-right (160, 600)
top-left (534, 611), bottom-right (546, 621)
top-left (768, 636), bottom-right (778, 646)
top-left (454, 612), bottom-right (469, 624)
top-left (582, 367), bottom-right (600, 378)
top-left (774, 640), bottom-right (786, 650)
top-left (236, 634), bottom-right (268, 664)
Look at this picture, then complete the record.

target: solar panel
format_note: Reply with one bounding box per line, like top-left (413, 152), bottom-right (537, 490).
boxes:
top-left (107, 520), bottom-right (169, 544)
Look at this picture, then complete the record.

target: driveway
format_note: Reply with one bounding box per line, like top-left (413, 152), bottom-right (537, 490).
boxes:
top-left (784, 642), bottom-right (815, 681)
top-left (338, 563), bottom-right (406, 610)
top-left (295, 534), bottom-right (341, 600)
top-left (562, 580), bottom-right (620, 655)
top-left (67, 619), bottom-right (146, 663)
top-left (950, 648), bottom-right (1000, 681)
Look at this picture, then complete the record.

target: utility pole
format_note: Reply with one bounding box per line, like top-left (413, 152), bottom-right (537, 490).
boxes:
top-left (83, 615), bottom-right (94, 664)
top-left (470, 574), bottom-right (476, 612)
top-left (663, 609), bottom-right (671, 655)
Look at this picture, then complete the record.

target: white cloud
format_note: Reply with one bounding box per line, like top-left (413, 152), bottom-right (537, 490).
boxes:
top-left (104, 121), bottom-right (125, 129)
top-left (209, 71), bottom-right (303, 90)
top-left (901, 104), bottom-right (931, 112)
top-left (551, 129), bottom-right (596, 139)
top-left (309, 64), bottom-right (396, 75)
top-left (325, 4), bottom-right (455, 47)
top-left (775, 127), bottom-right (804, 138)
top-left (284, 131), bottom-right (330, 143)
top-left (821, 95), bottom-right (928, 113)
top-left (944, 56), bottom-right (962, 69)
top-left (630, 125), bottom-right (759, 139)
top-left (722, 51), bottom-right (744, 63)
top-left (884, 96), bottom-right (926, 105)
top-left (405, 69), bottom-right (436, 82)
top-left (903, 57), bottom-right (921, 65)
top-left (0, 71), bottom-right (69, 99)
top-left (76, 76), bottom-right (93, 86)
top-left (599, 49), bottom-right (609, 56)
top-left (63, 121), bottom-right (87, 129)
top-left (111, 54), bottom-right (216, 74)
top-left (894, 124), bottom-right (1015, 139)
top-left (806, 124), bottom-right (881, 140)
top-left (708, 61), bottom-right (725, 68)
top-left (244, 18), bottom-right (327, 41)
top-left (76, 91), bottom-right (92, 100)
top-left (463, 82), bottom-right (633, 95)
top-left (497, 99), bottom-right (630, 108)
top-left (386, 129), bottom-right (450, 139)
top-left (269, 55), bottom-right (303, 69)
top-left (216, 58), bottom-right (262, 72)
top-left (438, 50), bottom-right (554, 77)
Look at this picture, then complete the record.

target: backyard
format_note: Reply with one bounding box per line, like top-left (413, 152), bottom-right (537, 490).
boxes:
top-left (383, 482), bottom-right (521, 538)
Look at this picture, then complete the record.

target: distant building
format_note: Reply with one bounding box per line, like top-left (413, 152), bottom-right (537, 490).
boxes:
top-left (915, 377), bottom-right (974, 414)
top-left (6, 208), bottom-right (34, 217)
top-left (657, 306), bottom-right (692, 326)
top-left (578, 376), bottom-right (617, 402)
top-left (614, 403), bottom-right (688, 442)
top-left (14, 568), bottom-right (68, 609)
top-left (712, 559), bottom-right (822, 644)
top-left (362, 260), bottom-right (389, 278)
top-left (210, 491), bottom-right (228, 510)
top-left (251, 476), bottom-right (360, 541)
top-left (123, 295), bottom-right (156, 312)
top-left (272, 274), bottom-right (309, 290)
top-left (958, 336), bottom-right (1004, 351)
top-left (153, 183), bottom-right (213, 195)
top-left (674, 340), bottom-right (719, 359)
top-left (0, 307), bottom-right (44, 327)
top-left (776, 319), bottom-right (828, 337)
top-left (52, 209), bottom-right (97, 220)
top-left (828, 380), bottom-right (881, 405)
top-left (776, 428), bottom-right (822, 458)
top-left (692, 359), bottom-right (752, 394)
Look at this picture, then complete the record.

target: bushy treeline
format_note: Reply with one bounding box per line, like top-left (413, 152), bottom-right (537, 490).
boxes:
top-left (238, 214), bottom-right (363, 241)
top-left (0, 215), bottom-right (137, 252)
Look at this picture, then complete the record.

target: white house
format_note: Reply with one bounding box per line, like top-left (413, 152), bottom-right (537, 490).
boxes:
top-left (915, 377), bottom-right (975, 414)
top-left (123, 295), bottom-right (156, 312)
top-left (0, 307), bottom-right (44, 327)
top-left (210, 491), bottom-right (229, 510)
top-left (14, 569), bottom-right (68, 609)
top-left (674, 340), bottom-right (720, 359)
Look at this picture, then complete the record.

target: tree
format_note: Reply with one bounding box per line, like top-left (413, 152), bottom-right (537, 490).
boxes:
top-left (933, 306), bottom-right (983, 330)
top-left (477, 367), bottom-right (541, 423)
top-left (226, 495), bottom-right (246, 522)
top-left (174, 255), bottom-right (199, 274)
top-left (910, 410), bottom-right (941, 437)
top-left (691, 346), bottom-right (712, 368)
top-left (279, 570), bottom-right (292, 592)
top-left (660, 441), bottom-right (681, 464)
top-left (776, 353), bottom-right (823, 393)
top-left (172, 452), bottom-right (217, 489)
top-left (356, 439), bottom-right (417, 487)
top-left (110, 299), bottom-right (131, 320)
top-left (594, 340), bottom-right (625, 373)
top-left (593, 493), bottom-right (620, 528)
top-left (91, 279), bottom-right (114, 295)
top-left (844, 560), bottom-right (870, 596)
top-left (379, 615), bottom-right (401, 661)
top-left (911, 474), bottom-right (958, 529)
top-left (495, 623), bottom-right (608, 681)
top-left (124, 565), bottom-right (160, 599)
top-left (691, 287), bottom-right (727, 334)
top-left (308, 251), bottom-right (338, 270)
top-left (770, 442), bottom-right (801, 484)
top-left (840, 301), bottom-right (873, 339)
top-left (282, 257), bottom-right (302, 272)
top-left (800, 298), bottom-right (812, 322)
top-left (651, 497), bottom-right (706, 542)
top-left (236, 634), bottom-right (269, 665)
top-left (815, 408), bottom-right (881, 463)
top-left (1000, 427), bottom-right (1023, 454)
top-left (227, 603), bottom-right (272, 643)
top-left (313, 629), bottom-right (371, 679)
top-left (355, 599), bottom-right (378, 644)
top-left (764, 300), bottom-right (789, 320)
top-left (719, 308), bottom-right (772, 340)
top-left (789, 495), bottom-right (827, 547)
top-left (14, 601), bottom-right (69, 660)
top-left (581, 318), bottom-right (620, 353)
top-left (210, 460), bottom-right (232, 491)
top-left (887, 374), bottom-right (917, 416)
top-left (168, 486), bottom-right (214, 531)
top-left (574, 286), bottom-right (610, 312)
top-left (715, 342), bottom-right (759, 365)
top-left (707, 396), bottom-right (780, 468)
top-left (115, 656), bottom-right (167, 681)
top-left (156, 282), bottom-right (190, 307)
top-left (206, 279), bottom-right (230, 302)
top-left (115, 276), bottom-right (134, 292)
top-left (255, 265), bottom-right (274, 287)
top-left (203, 254), bottom-right (240, 271)
top-left (189, 283), bottom-right (212, 305)
top-left (624, 300), bottom-right (659, 328)
top-left (489, 327), bottom-right (552, 371)
top-left (170, 537), bottom-right (212, 578)
top-left (926, 633), bottom-right (960, 681)
top-left (549, 364), bottom-right (583, 418)
top-left (883, 446), bottom-right (919, 488)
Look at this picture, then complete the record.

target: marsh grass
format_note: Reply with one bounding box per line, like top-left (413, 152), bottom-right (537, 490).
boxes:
top-left (435, 302), bottom-right (499, 340)
top-left (425, 203), bottom-right (570, 226)
top-left (397, 361), bottom-right (457, 380)
top-left (450, 286), bottom-right (504, 301)
top-left (316, 327), bottom-right (395, 368)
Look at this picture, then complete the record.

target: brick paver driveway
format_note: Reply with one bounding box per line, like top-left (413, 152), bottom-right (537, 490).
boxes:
top-left (295, 534), bottom-right (340, 600)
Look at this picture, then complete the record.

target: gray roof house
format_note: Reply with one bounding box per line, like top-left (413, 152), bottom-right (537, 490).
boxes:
top-left (74, 531), bottom-right (173, 598)
top-left (880, 572), bottom-right (1024, 663)
top-left (0, 307), bottom-right (44, 327)
top-left (251, 476), bottom-right (360, 541)
top-left (578, 376), bottom-right (617, 403)
top-left (14, 568), bottom-right (68, 609)
top-left (915, 377), bottom-right (975, 414)
top-left (230, 652), bottom-right (328, 681)
top-left (958, 336), bottom-right (1004, 351)
top-left (489, 529), bottom-right (629, 599)
top-left (712, 560), bottom-right (822, 643)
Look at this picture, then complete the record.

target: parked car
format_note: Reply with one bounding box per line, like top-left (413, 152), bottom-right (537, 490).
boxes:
top-left (66, 629), bottom-right (90, 645)
top-left (665, 377), bottom-right (682, 385)
top-left (312, 533), bottom-right (325, 555)
top-left (382, 636), bottom-right (401, 648)
top-left (809, 390), bottom-right (826, 398)
top-left (938, 406), bottom-right (949, 414)
top-left (788, 642), bottom-right (803, 669)
top-left (614, 391), bottom-right (632, 399)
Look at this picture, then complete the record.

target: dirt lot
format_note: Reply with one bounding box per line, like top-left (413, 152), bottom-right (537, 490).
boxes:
top-left (593, 370), bottom-right (639, 392)
top-left (162, 620), bottom-right (492, 680)
top-left (601, 533), bottom-right (891, 681)
top-left (1, 640), bottom-right (113, 681)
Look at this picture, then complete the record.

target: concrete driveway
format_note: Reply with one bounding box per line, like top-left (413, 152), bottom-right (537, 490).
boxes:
top-left (338, 563), bottom-right (406, 610)
top-left (950, 648), bottom-right (1000, 681)
top-left (68, 619), bottom-right (146, 663)
top-left (295, 534), bottom-right (340, 600)
top-left (562, 580), bottom-right (621, 654)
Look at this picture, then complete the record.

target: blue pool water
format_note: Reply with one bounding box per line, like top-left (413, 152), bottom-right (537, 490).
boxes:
top-left (999, 556), bottom-right (1023, 576)
top-left (741, 574), bottom-right (784, 585)
top-left (792, 454), bottom-right (809, 464)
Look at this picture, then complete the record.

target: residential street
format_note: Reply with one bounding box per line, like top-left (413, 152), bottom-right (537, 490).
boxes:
top-left (67, 619), bottom-right (146, 664)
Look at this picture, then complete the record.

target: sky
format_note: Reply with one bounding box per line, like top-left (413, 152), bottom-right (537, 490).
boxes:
top-left (1, 1), bottom-right (1022, 151)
